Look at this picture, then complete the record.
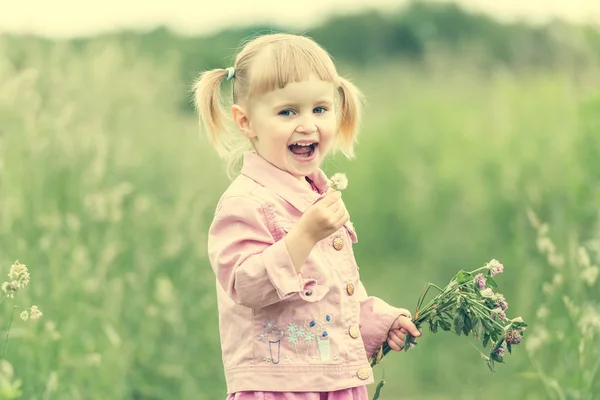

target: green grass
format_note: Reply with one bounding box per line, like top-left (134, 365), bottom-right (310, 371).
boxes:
top-left (0, 37), bottom-right (599, 399)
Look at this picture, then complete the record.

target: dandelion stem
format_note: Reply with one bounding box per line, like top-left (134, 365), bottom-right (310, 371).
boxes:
top-left (2, 305), bottom-right (16, 359)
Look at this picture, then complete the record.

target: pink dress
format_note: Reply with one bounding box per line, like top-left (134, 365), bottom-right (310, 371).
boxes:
top-left (226, 386), bottom-right (368, 400)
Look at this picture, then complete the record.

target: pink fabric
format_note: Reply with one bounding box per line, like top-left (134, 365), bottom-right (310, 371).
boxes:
top-left (208, 151), bottom-right (411, 395)
top-left (226, 386), bottom-right (368, 400)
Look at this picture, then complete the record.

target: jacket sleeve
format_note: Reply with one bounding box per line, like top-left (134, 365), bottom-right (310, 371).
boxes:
top-left (207, 195), bottom-right (305, 309)
top-left (357, 280), bottom-right (412, 359)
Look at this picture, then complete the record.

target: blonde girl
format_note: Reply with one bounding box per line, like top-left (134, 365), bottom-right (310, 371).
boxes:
top-left (194, 33), bottom-right (420, 400)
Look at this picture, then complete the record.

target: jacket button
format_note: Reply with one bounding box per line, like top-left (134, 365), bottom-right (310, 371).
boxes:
top-left (349, 325), bottom-right (360, 339)
top-left (357, 367), bottom-right (370, 380)
top-left (346, 283), bottom-right (355, 295)
top-left (333, 237), bottom-right (344, 251)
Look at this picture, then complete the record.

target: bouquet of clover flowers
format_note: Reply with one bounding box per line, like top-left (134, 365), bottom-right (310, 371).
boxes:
top-left (370, 259), bottom-right (528, 373)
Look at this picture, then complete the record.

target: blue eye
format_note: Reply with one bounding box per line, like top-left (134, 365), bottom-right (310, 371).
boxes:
top-left (314, 107), bottom-right (327, 114)
top-left (279, 109), bottom-right (295, 117)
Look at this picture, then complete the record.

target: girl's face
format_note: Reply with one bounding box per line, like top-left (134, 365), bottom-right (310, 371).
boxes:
top-left (234, 75), bottom-right (337, 182)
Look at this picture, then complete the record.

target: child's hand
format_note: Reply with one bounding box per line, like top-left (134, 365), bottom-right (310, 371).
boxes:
top-left (387, 315), bottom-right (421, 352)
top-left (298, 190), bottom-right (349, 244)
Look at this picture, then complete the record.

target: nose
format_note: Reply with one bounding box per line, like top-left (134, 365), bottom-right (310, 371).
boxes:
top-left (295, 122), bottom-right (317, 134)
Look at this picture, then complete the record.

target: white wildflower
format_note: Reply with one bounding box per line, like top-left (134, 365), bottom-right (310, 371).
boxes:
top-left (537, 237), bottom-right (555, 255)
top-left (29, 305), bottom-right (42, 319)
top-left (328, 173), bottom-right (348, 191)
top-left (553, 274), bottom-right (563, 285)
top-left (581, 266), bottom-right (599, 286)
top-left (20, 311), bottom-right (28, 321)
top-left (480, 288), bottom-right (494, 298)
top-left (578, 246), bottom-right (591, 267)
top-left (578, 304), bottom-right (600, 336)
top-left (548, 253), bottom-right (565, 268)
top-left (1, 281), bottom-right (18, 299)
top-left (7, 261), bottom-right (29, 289)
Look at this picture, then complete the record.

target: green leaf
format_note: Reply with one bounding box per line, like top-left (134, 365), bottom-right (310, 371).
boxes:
top-left (439, 319), bottom-right (451, 331)
top-left (483, 333), bottom-right (490, 348)
top-left (373, 380), bottom-right (385, 400)
top-left (473, 317), bottom-right (485, 339)
top-left (507, 342), bottom-right (512, 354)
top-left (462, 314), bottom-right (472, 336)
top-left (456, 270), bottom-right (473, 284)
top-left (491, 353), bottom-right (504, 363)
top-left (464, 314), bottom-right (473, 331)
top-left (512, 321), bottom-right (528, 330)
top-left (403, 333), bottom-right (414, 351)
top-left (486, 276), bottom-right (498, 288)
top-left (453, 311), bottom-right (464, 336)
top-left (481, 317), bottom-right (492, 331)
top-left (429, 319), bottom-right (438, 334)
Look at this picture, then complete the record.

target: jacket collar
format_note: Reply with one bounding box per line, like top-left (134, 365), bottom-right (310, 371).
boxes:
top-left (240, 151), bottom-right (330, 213)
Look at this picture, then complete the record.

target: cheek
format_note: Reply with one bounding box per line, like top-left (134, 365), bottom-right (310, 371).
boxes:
top-left (319, 117), bottom-right (338, 138)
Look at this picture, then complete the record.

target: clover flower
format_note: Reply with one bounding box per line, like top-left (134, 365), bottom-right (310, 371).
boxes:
top-left (488, 259), bottom-right (504, 276)
top-left (504, 329), bottom-right (522, 345)
top-left (474, 273), bottom-right (486, 290)
top-left (491, 307), bottom-right (507, 322)
top-left (494, 346), bottom-right (505, 356)
top-left (494, 293), bottom-right (508, 311)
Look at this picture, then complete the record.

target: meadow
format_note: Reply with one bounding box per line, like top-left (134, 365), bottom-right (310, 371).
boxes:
top-left (0, 36), bottom-right (599, 399)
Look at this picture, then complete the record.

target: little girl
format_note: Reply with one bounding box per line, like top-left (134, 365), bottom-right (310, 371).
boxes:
top-left (194, 33), bottom-right (421, 400)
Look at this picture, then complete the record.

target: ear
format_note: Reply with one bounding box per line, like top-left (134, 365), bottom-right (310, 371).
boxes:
top-left (231, 104), bottom-right (255, 139)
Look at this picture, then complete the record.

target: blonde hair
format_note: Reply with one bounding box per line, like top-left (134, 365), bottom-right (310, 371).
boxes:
top-left (192, 33), bottom-right (364, 179)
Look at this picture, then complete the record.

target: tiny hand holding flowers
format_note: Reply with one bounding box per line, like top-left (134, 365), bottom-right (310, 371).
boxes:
top-left (370, 259), bottom-right (527, 373)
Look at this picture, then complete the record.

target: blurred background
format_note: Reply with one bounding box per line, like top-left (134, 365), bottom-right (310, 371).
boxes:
top-left (1, 0), bottom-right (600, 399)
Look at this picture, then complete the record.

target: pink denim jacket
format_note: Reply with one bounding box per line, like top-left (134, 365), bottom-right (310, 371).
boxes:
top-left (208, 152), bottom-right (411, 394)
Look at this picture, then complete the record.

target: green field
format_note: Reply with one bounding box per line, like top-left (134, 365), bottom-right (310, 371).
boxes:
top-left (1, 37), bottom-right (599, 399)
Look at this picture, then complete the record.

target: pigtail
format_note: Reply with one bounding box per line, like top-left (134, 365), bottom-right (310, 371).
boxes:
top-left (337, 77), bottom-right (365, 158)
top-left (192, 69), bottom-right (232, 158)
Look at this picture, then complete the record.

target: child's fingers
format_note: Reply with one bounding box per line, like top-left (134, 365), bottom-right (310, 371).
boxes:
top-left (400, 328), bottom-right (408, 334)
top-left (387, 330), bottom-right (405, 352)
top-left (386, 336), bottom-right (401, 352)
top-left (390, 330), bottom-right (406, 343)
top-left (398, 318), bottom-right (421, 337)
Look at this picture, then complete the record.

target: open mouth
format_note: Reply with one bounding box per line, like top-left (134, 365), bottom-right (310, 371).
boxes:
top-left (288, 142), bottom-right (319, 159)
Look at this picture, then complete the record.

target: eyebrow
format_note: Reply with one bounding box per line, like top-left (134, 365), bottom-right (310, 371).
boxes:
top-left (272, 99), bottom-right (334, 109)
